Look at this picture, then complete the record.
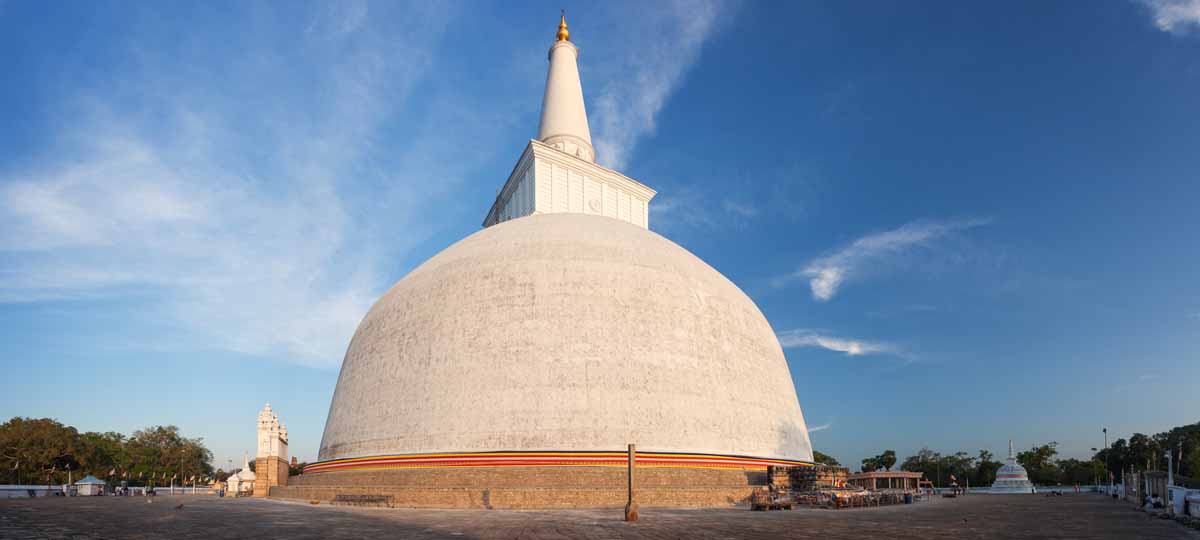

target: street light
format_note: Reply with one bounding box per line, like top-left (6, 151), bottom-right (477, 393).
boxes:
top-left (1103, 428), bottom-right (1110, 493)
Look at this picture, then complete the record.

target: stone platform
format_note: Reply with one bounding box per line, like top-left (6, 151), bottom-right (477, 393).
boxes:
top-left (2, 492), bottom-right (1197, 539)
top-left (273, 466), bottom-right (765, 508)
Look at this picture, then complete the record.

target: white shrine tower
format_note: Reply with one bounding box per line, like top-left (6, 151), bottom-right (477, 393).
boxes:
top-left (253, 403), bottom-right (289, 496)
top-left (483, 13), bottom-right (656, 230)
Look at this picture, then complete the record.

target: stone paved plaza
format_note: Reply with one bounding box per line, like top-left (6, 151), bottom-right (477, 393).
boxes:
top-left (1, 493), bottom-right (1196, 540)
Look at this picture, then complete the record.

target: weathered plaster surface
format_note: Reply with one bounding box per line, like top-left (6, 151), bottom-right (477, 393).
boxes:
top-left (319, 213), bottom-right (812, 462)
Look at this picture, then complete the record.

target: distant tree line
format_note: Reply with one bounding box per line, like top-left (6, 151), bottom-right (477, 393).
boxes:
top-left (0, 417), bottom-right (214, 487)
top-left (841, 445), bottom-right (1095, 487)
top-left (833, 420), bottom-right (1200, 488)
top-left (1093, 422), bottom-right (1200, 486)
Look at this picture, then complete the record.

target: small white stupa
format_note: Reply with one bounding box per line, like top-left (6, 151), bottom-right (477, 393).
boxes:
top-left (226, 452), bottom-right (256, 496)
top-left (991, 440), bottom-right (1035, 493)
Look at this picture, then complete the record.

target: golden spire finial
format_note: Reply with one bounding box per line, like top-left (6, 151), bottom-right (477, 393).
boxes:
top-left (556, 10), bottom-right (570, 42)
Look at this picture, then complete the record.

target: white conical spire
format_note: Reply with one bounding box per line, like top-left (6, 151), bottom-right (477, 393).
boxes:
top-left (537, 12), bottom-right (595, 163)
top-left (1008, 439), bottom-right (1014, 459)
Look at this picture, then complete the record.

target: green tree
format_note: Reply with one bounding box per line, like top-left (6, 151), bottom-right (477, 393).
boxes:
top-left (1096, 438), bottom-right (1130, 478)
top-left (126, 425), bottom-right (214, 486)
top-left (941, 451), bottom-right (975, 486)
top-left (1160, 422), bottom-right (1200, 477)
top-left (1017, 442), bottom-right (1059, 485)
top-left (77, 431), bottom-right (126, 478)
top-left (0, 417), bottom-right (83, 485)
top-left (1127, 433), bottom-right (1159, 471)
top-left (900, 448), bottom-right (941, 485)
top-left (812, 451), bottom-right (840, 466)
top-left (879, 450), bottom-right (897, 471)
top-left (1055, 458), bottom-right (1103, 485)
top-left (1187, 447), bottom-right (1200, 480)
top-left (861, 456), bottom-right (879, 472)
top-left (974, 449), bottom-right (1002, 486)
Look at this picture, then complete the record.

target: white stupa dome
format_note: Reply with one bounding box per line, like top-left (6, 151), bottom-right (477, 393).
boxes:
top-left (317, 213), bottom-right (813, 463)
top-left (991, 440), bottom-right (1034, 492)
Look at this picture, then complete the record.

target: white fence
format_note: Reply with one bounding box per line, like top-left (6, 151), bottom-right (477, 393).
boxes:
top-left (1, 484), bottom-right (216, 498)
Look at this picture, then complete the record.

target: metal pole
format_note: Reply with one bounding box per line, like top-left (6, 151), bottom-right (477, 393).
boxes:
top-left (624, 444), bottom-right (638, 522)
top-left (1103, 428), bottom-right (1110, 493)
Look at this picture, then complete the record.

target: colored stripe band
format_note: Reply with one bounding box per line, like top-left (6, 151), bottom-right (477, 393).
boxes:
top-left (303, 451), bottom-right (813, 474)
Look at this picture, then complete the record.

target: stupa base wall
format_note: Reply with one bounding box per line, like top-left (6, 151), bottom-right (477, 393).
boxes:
top-left (269, 466), bottom-right (766, 509)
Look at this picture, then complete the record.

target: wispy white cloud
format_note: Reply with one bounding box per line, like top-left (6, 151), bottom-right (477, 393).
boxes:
top-left (0, 3), bottom-right (465, 367)
top-left (722, 199), bottom-right (759, 219)
top-left (591, 0), bottom-right (730, 169)
top-left (867, 303), bottom-right (940, 319)
top-left (807, 422), bottom-right (833, 433)
top-left (1136, 0), bottom-right (1200, 33)
top-left (648, 187), bottom-right (718, 231)
top-left (649, 161), bottom-right (821, 234)
top-left (777, 329), bottom-right (894, 356)
top-left (0, 2), bottom-right (739, 368)
top-left (1137, 373), bottom-right (1160, 382)
top-left (777, 218), bottom-right (990, 301)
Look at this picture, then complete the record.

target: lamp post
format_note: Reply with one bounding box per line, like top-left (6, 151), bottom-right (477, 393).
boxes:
top-left (1103, 428), bottom-right (1110, 493)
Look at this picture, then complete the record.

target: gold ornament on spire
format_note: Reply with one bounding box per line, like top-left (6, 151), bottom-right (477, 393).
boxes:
top-left (556, 11), bottom-right (570, 41)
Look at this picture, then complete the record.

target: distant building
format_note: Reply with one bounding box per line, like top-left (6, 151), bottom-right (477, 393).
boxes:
top-left (848, 471), bottom-right (923, 492)
top-left (74, 475), bottom-right (105, 496)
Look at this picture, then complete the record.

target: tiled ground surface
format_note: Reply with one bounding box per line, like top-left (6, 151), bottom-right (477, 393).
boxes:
top-left (1, 493), bottom-right (1195, 539)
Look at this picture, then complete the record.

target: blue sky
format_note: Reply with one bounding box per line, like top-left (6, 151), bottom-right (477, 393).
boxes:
top-left (2, 0), bottom-right (1198, 472)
